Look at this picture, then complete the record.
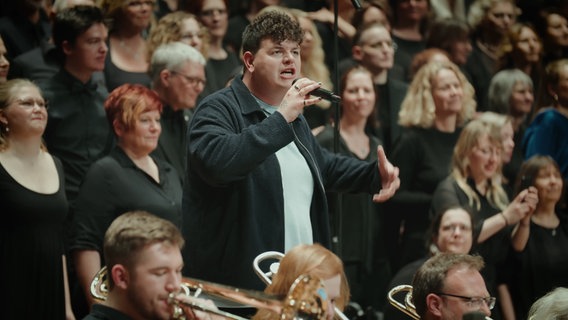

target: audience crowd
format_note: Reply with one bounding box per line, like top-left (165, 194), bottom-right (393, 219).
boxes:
top-left (1, 0), bottom-right (567, 319)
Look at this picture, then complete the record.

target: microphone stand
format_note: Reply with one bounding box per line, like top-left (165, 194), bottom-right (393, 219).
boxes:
top-left (331, 0), bottom-right (361, 257)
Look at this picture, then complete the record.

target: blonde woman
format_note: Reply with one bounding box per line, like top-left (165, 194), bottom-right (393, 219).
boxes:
top-left (147, 11), bottom-right (209, 60)
top-left (385, 60), bottom-right (475, 269)
top-left (0, 79), bottom-right (74, 319)
top-left (431, 118), bottom-right (538, 319)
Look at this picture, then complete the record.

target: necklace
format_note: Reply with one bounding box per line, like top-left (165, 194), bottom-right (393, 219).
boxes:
top-left (119, 38), bottom-right (142, 61)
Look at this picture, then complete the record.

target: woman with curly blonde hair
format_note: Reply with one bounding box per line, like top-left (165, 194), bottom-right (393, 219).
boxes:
top-left (147, 11), bottom-right (209, 60)
top-left (399, 60), bottom-right (475, 128)
top-left (384, 60), bottom-right (475, 270)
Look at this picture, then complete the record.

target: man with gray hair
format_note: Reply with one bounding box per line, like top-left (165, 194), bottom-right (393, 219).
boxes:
top-left (150, 41), bottom-right (206, 184)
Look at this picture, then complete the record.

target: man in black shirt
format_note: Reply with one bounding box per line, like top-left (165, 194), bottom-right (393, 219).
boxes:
top-left (150, 41), bottom-right (206, 184)
top-left (41, 5), bottom-right (113, 202)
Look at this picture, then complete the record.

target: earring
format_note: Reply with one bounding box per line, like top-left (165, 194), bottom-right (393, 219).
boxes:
top-left (553, 94), bottom-right (559, 102)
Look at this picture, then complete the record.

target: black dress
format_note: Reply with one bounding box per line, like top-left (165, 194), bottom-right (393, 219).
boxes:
top-left (508, 217), bottom-right (568, 319)
top-left (0, 157), bottom-right (68, 320)
top-left (316, 125), bottom-right (391, 310)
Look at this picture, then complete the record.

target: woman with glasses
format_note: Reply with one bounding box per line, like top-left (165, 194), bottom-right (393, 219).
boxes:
top-left (70, 84), bottom-right (182, 308)
top-left (431, 118), bottom-right (538, 319)
top-left (507, 155), bottom-right (568, 319)
top-left (0, 79), bottom-right (74, 319)
top-left (147, 11), bottom-right (209, 61)
top-left (384, 205), bottom-right (475, 319)
top-left (98, 0), bottom-right (155, 91)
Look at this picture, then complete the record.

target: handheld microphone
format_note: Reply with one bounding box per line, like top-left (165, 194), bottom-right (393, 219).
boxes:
top-left (293, 79), bottom-right (341, 102)
top-left (351, 0), bottom-right (363, 10)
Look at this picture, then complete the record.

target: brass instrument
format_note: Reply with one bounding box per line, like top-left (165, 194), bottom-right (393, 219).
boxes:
top-left (252, 251), bottom-right (349, 320)
top-left (387, 285), bottom-right (419, 320)
top-left (387, 285), bottom-right (494, 320)
top-left (90, 266), bottom-right (328, 320)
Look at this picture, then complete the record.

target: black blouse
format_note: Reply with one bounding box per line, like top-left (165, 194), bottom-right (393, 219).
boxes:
top-left (70, 146), bottom-right (182, 253)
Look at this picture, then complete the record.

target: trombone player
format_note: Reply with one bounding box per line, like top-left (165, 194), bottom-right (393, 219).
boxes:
top-left (83, 210), bottom-right (218, 320)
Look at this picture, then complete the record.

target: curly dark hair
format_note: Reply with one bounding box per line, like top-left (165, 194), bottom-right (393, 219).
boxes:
top-left (241, 10), bottom-right (303, 55)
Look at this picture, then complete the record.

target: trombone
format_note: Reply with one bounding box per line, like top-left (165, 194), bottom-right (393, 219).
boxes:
top-left (90, 266), bottom-right (329, 320)
top-left (252, 251), bottom-right (349, 320)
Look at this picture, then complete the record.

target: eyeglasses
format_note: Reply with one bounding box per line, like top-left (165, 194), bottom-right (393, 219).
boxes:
top-left (436, 292), bottom-right (496, 310)
top-left (171, 71), bottom-right (206, 88)
top-left (13, 98), bottom-right (48, 109)
top-left (200, 8), bottom-right (227, 18)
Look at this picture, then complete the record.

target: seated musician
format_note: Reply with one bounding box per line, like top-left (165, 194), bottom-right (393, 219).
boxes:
top-left (253, 243), bottom-right (349, 320)
top-left (412, 253), bottom-right (494, 320)
top-left (83, 210), bottom-right (218, 320)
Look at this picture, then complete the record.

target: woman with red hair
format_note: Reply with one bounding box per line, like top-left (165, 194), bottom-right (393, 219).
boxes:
top-left (70, 83), bottom-right (183, 308)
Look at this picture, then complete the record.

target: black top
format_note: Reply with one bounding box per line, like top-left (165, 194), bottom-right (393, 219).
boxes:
top-left (316, 125), bottom-right (391, 309)
top-left (9, 41), bottom-right (61, 82)
top-left (431, 176), bottom-right (511, 301)
top-left (508, 217), bottom-right (568, 319)
top-left (390, 128), bottom-right (461, 220)
top-left (83, 304), bottom-right (133, 320)
top-left (225, 14), bottom-right (249, 53)
top-left (42, 69), bottom-right (114, 201)
top-left (70, 146), bottom-right (182, 253)
top-left (392, 34), bottom-right (426, 81)
top-left (152, 105), bottom-right (193, 185)
top-left (10, 42), bottom-right (107, 89)
top-left (201, 50), bottom-right (241, 98)
top-left (0, 157), bottom-right (68, 320)
top-left (316, 125), bottom-right (381, 265)
top-left (0, 10), bottom-right (51, 60)
top-left (372, 78), bottom-right (408, 153)
top-left (103, 50), bottom-right (152, 91)
top-left (464, 42), bottom-right (496, 111)
top-left (385, 127), bottom-right (461, 265)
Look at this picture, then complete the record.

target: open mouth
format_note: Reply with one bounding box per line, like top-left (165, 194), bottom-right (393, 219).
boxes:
top-left (281, 68), bottom-right (296, 78)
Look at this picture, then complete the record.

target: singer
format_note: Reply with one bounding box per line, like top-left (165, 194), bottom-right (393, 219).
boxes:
top-left (182, 9), bottom-right (400, 293)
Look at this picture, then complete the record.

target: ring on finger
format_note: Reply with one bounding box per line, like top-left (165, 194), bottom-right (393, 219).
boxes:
top-left (303, 100), bottom-right (306, 106)
top-left (294, 85), bottom-right (300, 91)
